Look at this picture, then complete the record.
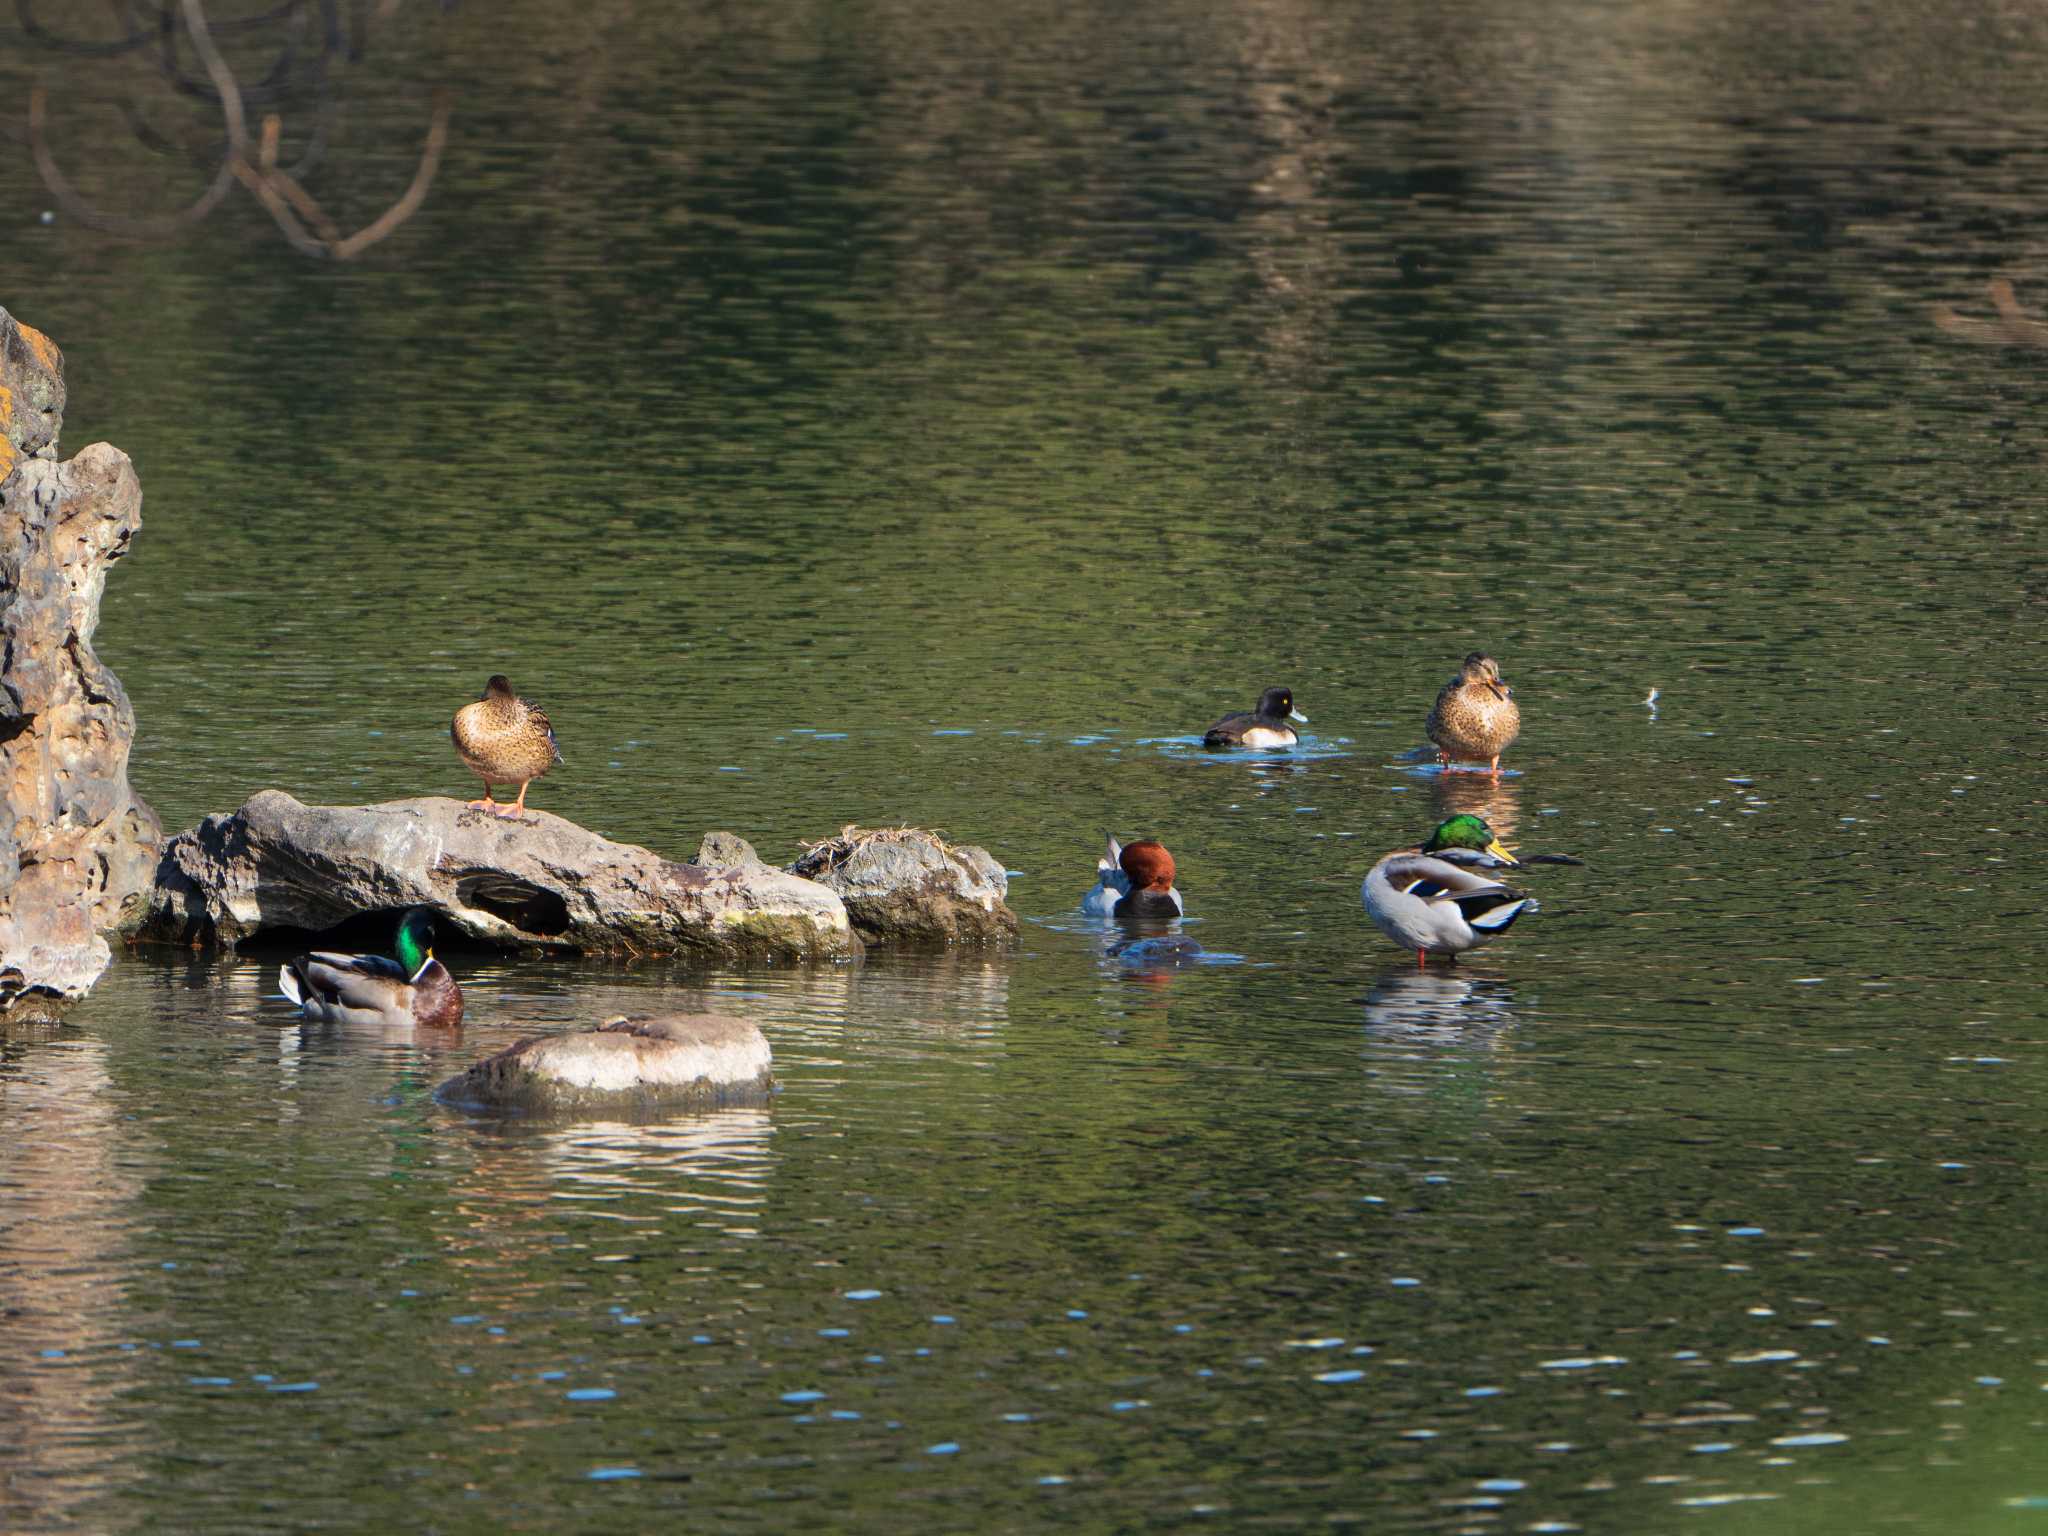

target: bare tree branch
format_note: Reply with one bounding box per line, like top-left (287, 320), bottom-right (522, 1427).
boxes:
top-left (29, 84), bottom-right (236, 238)
top-left (27, 0), bottom-right (450, 258)
top-left (328, 88), bottom-right (448, 258)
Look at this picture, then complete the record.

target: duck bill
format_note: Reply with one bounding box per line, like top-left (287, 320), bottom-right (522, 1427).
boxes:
top-left (1485, 838), bottom-right (1519, 866)
top-left (1485, 682), bottom-right (1507, 701)
top-left (1288, 709), bottom-right (1308, 724)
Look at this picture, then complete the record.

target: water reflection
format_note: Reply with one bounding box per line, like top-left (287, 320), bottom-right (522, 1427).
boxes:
top-left (1362, 967), bottom-right (1518, 1041)
top-left (436, 1108), bottom-right (779, 1336)
top-left (1430, 766), bottom-right (1523, 847)
top-left (451, 1108), bottom-right (777, 1231)
top-left (0, 1032), bottom-right (151, 1529)
top-left (799, 955), bottom-right (1012, 1048)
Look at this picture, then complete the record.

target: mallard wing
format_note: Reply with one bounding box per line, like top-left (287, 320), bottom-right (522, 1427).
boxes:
top-left (526, 702), bottom-right (563, 764)
top-left (294, 951), bottom-right (414, 1013)
top-left (1424, 678), bottom-right (1460, 743)
top-left (1380, 853), bottom-right (1504, 896)
top-left (1376, 854), bottom-right (1532, 926)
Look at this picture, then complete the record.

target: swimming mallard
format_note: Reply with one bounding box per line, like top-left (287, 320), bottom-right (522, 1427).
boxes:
top-left (1080, 836), bottom-right (1185, 919)
top-left (278, 907), bottom-right (464, 1028)
top-left (451, 674), bottom-right (560, 817)
top-left (1362, 814), bottom-right (1536, 969)
top-left (1203, 687), bottom-right (1308, 749)
top-left (1426, 652), bottom-right (1520, 778)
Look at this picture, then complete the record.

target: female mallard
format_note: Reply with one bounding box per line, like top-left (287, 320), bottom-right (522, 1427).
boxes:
top-left (1081, 836), bottom-right (1185, 919)
top-left (1426, 653), bottom-right (1520, 778)
top-left (1362, 814), bottom-right (1536, 969)
top-left (452, 674), bottom-right (560, 817)
top-left (1204, 686), bottom-right (1308, 749)
top-left (279, 907), bottom-right (464, 1028)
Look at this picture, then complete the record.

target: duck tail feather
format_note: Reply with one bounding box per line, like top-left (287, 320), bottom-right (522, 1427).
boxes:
top-left (1467, 896), bottom-right (1537, 932)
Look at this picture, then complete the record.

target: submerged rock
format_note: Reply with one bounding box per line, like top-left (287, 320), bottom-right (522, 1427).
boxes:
top-left (139, 791), bottom-right (859, 963)
top-left (436, 1013), bottom-right (774, 1114)
top-left (789, 825), bottom-right (1016, 946)
top-left (0, 309), bottom-right (163, 1015)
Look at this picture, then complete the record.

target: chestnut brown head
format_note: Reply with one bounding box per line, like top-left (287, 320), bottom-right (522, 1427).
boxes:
top-left (1118, 839), bottom-right (1176, 892)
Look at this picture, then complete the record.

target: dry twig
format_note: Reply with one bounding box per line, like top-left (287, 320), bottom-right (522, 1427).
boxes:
top-left (792, 825), bottom-right (954, 875)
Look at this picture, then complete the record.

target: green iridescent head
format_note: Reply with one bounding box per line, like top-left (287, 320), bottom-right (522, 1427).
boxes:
top-left (393, 908), bottom-right (435, 975)
top-left (1420, 814), bottom-right (1518, 864)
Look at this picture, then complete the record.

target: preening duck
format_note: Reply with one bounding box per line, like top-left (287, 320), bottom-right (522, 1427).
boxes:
top-left (279, 907), bottom-right (464, 1028)
top-left (1362, 814), bottom-right (1537, 969)
top-left (1426, 653), bottom-right (1519, 778)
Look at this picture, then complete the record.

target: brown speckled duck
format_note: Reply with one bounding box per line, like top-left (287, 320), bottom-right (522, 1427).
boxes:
top-left (1426, 652), bottom-right (1520, 779)
top-left (452, 674), bottom-right (561, 817)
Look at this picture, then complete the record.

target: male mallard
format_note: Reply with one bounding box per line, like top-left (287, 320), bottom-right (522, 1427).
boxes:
top-left (1204, 686), bottom-right (1308, 749)
top-left (1426, 653), bottom-right (1520, 779)
top-left (1080, 836), bottom-right (1185, 919)
top-left (278, 907), bottom-right (464, 1028)
top-left (452, 674), bottom-right (560, 817)
top-left (1362, 814), bottom-right (1536, 970)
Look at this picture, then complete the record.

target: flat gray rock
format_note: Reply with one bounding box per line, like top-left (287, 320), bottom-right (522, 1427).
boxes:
top-left (790, 826), bottom-right (1017, 946)
top-left (437, 1013), bottom-right (774, 1114)
top-left (140, 792), bottom-right (859, 963)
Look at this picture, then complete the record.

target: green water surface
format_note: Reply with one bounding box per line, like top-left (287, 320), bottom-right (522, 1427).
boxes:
top-left (2, 0), bottom-right (2045, 1529)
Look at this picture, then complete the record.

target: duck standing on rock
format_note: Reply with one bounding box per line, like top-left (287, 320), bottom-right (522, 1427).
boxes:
top-left (1204, 687), bottom-right (1307, 749)
top-left (279, 906), bottom-right (464, 1028)
top-left (452, 674), bottom-right (560, 817)
top-left (1081, 836), bottom-right (1185, 919)
top-left (1362, 814), bottom-right (1536, 970)
top-left (1426, 653), bottom-right (1519, 778)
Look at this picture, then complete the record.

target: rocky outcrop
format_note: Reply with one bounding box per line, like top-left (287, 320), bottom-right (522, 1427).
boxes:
top-left (436, 1013), bottom-right (774, 1114)
top-left (688, 830), bottom-right (766, 872)
top-left (0, 309), bottom-right (162, 1016)
top-left (138, 791), bottom-right (859, 962)
top-left (790, 825), bottom-right (1016, 946)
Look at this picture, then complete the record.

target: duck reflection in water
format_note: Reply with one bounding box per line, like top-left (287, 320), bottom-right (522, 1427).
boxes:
top-left (1363, 967), bottom-right (1517, 1041)
top-left (1104, 929), bottom-right (1209, 980)
top-left (1432, 762), bottom-right (1521, 848)
top-left (1082, 833), bottom-right (1208, 978)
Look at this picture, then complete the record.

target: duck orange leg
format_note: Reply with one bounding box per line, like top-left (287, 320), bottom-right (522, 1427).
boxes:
top-left (1416, 948), bottom-right (1427, 971)
top-left (1487, 755), bottom-right (1501, 781)
top-left (502, 779), bottom-right (532, 818)
top-left (468, 780), bottom-right (499, 812)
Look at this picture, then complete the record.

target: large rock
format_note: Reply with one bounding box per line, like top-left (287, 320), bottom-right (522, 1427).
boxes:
top-left (138, 791), bottom-right (859, 962)
top-left (436, 1013), bottom-right (774, 1115)
top-left (789, 826), bottom-right (1016, 946)
top-left (0, 309), bottom-right (162, 1015)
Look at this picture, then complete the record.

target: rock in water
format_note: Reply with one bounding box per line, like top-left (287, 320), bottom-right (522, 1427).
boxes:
top-left (689, 830), bottom-right (764, 872)
top-left (437, 1013), bottom-right (774, 1114)
top-left (0, 309), bottom-right (162, 1015)
top-left (790, 826), bottom-right (1017, 946)
top-left (140, 792), bottom-right (858, 962)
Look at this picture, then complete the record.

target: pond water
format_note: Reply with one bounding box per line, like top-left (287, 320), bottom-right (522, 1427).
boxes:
top-left (3, 0), bottom-right (2047, 1529)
